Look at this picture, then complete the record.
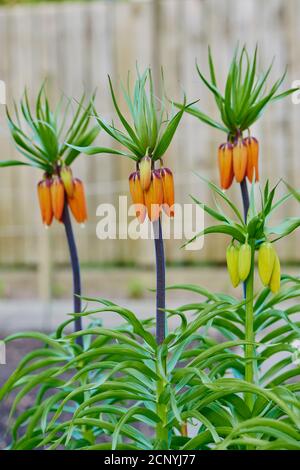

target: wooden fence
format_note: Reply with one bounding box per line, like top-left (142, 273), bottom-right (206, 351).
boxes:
top-left (0, 0), bottom-right (299, 278)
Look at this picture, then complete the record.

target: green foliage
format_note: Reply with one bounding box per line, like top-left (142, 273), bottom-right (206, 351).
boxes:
top-left (70, 68), bottom-right (192, 162)
top-left (187, 176), bottom-right (300, 249)
top-left (1, 287), bottom-right (300, 450)
top-left (1, 171), bottom-right (300, 451)
top-left (284, 181), bottom-right (300, 204)
top-left (0, 84), bottom-right (99, 174)
top-left (175, 46), bottom-right (297, 136)
top-left (1, 53), bottom-right (300, 452)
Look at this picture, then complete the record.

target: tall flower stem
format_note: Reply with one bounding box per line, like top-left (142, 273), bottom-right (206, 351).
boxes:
top-left (153, 217), bottom-right (168, 448)
top-left (155, 368), bottom-right (168, 449)
top-left (240, 178), bottom-right (255, 410)
top-left (62, 200), bottom-right (83, 346)
top-left (153, 217), bottom-right (166, 344)
top-left (240, 178), bottom-right (250, 222)
top-left (245, 240), bottom-right (255, 410)
top-left (240, 178), bottom-right (250, 299)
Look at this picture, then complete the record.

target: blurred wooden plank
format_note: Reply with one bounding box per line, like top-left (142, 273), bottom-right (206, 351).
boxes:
top-left (113, 0), bottom-right (154, 265)
top-left (0, 8), bottom-right (15, 265)
top-left (29, 3), bottom-right (58, 300)
top-left (0, 0), bottom-right (299, 269)
top-left (280, 0), bottom-right (300, 260)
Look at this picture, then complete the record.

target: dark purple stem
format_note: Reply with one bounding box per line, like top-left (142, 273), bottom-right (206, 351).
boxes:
top-left (240, 178), bottom-right (250, 222)
top-left (62, 200), bottom-right (83, 347)
top-left (153, 218), bottom-right (166, 344)
top-left (240, 178), bottom-right (250, 298)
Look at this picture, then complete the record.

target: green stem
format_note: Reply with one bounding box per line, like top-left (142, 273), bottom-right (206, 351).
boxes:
top-left (155, 361), bottom-right (168, 449)
top-left (240, 178), bottom-right (250, 222)
top-left (245, 240), bottom-right (255, 409)
top-left (153, 218), bottom-right (166, 344)
top-left (240, 178), bottom-right (249, 298)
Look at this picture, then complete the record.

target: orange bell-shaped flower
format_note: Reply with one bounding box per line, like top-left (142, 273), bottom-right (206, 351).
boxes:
top-left (161, 167), bottom-right (175, 217)
top-left (245, 136), bottom-right (259, 182)
top-left (144, 170), bottom-right (163, 222)
top-left (129, 171), bottom-right (146, 223)
top-left (37, 178), bottom-right (53, 227)
top-left (233, 139), bottom-right (248, 183)
top-left (218, 143), bottom-right (234, 190)
top-left (50, 176), bottom-right (65, 221)
top-left (68, 178), bottom-right (87, 224)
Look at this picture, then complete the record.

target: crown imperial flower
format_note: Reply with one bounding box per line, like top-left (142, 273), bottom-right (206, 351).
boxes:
top-left (129, 171), bottom-right (146, 223)
top-left (37, 177), bottom-right (53, 227)
top-left (238, 242), bottom-right (252, 281)
top-left (258, 242), bottom-right (276, 286)
top-left (226, 243), bottom-right (240, 288)
top-left (269, 252), bottom-right (281, 294)
top-left (144, 170), bottom-right (163, 222)
top-left (50, 176), bottom-right (65, 221)
top-left (218, 143), bottom-right (234, 190)
top-left (161, 167), bottom-right (175, 217)
top-left (67, 178), bottom-right (87, 225)
top-left (245, 136), bottom-right (259, 182)
top-left (233, 139), bottom-right (248, 183)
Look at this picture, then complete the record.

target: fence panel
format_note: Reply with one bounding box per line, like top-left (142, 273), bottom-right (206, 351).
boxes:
top-left (0, 0), bottom-right (299, 271)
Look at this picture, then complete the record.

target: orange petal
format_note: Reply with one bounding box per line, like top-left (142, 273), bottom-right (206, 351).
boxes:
top-left (161, 167), bottom-right (175, 217)
top-left (144, 170), bottom-right (163, 222)
top-left (129, 171), bottom-right (146, 223)
top-left (233, 140), bottom-right (248, 183)
top-left (50, 176), bottom-right (65, 221)
top-left (37, 178), bottom-right (53, 227)
top-left (68, 178), bottom-right (87, 224)
top-left (245, 137), bottom-right (259, 182)
top-left (218, 143), bottom-right (234, 190)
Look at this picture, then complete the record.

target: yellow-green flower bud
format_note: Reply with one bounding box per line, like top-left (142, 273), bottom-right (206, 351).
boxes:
top-left (60, 165), bottom-right (74, 198)
top-left (226, 244), bottom-right (240, 288)
top-left (258, 242), bottom-right (275, 286)
top-left (139, 156), bottom-right (152, 191)
top-left (269, 253), bottom-right (280, 294)
top-left (238, 242), bottom-right (251, 281)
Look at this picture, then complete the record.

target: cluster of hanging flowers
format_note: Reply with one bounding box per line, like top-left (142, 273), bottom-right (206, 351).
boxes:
top-left (218, 136), bottom-right (259, 189)
top-left (129, 156), bottom-right (175, 223)
top-left (226, 240), bottom-right (280, 293)
top-left (37, 165), bottom-right (87, 227)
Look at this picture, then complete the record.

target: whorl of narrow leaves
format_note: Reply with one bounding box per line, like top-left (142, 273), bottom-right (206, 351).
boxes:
top-left (0, 84), bottom-right (99, 173)
top-left (174, 45), bottom-right (298, 136)
top-left (186, 177), bottom-right (300, 249)
top-left (70, 68), bottom-right (194, 162)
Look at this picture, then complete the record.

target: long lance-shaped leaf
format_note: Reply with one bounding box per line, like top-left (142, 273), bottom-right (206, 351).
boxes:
top-left (174, 100), bottom-right (228, 132)
top-left (70, 305), bottom-right (157, 349)
top-left (195, 60), bottom-right (225, 103)
top-left (183, 223), bottom-right (245, 249)
top-left (64, 125), bottom-right (100, 165)
top-left (0, 160), bottom-right (31, 168)
top-left (196, 174), bottom-right (245, 224)
top-left (67, 143), bottom-right (138, 161)
top-left (153, 97), bottom-right (192, 159)
top-left (108, 75), bottom-right (144, 153)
